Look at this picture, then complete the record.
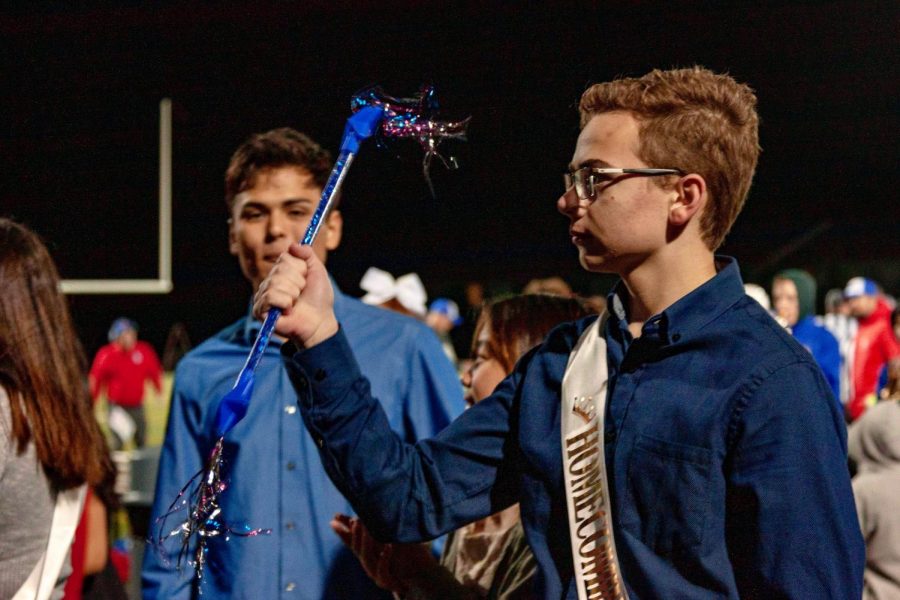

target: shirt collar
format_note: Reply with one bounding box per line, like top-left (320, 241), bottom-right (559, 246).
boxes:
top-left (242, 277), bottom-right (347, 344)
top-left (606, 256), bottom-right (746, 345)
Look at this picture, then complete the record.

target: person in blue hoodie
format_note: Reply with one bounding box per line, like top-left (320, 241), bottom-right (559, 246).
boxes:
top-left (773, 269), bottom-right (842, 407)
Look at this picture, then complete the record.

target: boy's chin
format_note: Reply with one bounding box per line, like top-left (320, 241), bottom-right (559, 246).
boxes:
top-left (578, 251), bottom-right (616, 274)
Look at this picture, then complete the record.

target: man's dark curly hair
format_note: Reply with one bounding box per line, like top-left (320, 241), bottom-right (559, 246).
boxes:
top-left (225, 127), bottom-right (333, 212)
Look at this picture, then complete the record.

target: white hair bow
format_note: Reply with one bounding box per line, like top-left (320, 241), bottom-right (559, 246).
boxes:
top-left (360, 267), bottom-right (428, 317)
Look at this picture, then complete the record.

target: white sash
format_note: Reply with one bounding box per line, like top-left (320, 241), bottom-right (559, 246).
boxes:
top-left (561, 315), bottom-right (627, 600)
top-left (13, 485), bottom-right (86, 600)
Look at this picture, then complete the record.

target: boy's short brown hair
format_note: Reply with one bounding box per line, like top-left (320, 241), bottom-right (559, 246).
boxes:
top-left (225, 127), bottom-right (333, 212)
top-left (579, 67), bottom-right (760, 250)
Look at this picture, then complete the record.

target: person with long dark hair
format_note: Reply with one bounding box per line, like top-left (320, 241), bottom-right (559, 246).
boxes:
top-left (0, 218), bottom-right (114, 599)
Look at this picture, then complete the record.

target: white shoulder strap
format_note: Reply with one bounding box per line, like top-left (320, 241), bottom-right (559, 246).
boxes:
top-left (561, 315), bottom-right (627, 599)
top-left (13, 484), bottom-right (86, 600)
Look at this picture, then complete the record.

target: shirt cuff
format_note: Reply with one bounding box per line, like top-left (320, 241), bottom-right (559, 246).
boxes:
top-left (280, 326), bottom-right (364, 411)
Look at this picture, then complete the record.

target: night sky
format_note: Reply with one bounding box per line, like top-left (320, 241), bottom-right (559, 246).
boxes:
top-left (2, 1), bottom-right (898, 356)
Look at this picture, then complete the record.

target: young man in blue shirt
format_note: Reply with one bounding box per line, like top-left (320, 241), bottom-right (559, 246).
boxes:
top-left (142, 128), bottom-right (465, 599)
top-left (254, 69), bottom-right (864, 598)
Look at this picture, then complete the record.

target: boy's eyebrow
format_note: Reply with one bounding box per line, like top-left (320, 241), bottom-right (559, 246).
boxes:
top-left (567, 158), bottom-right (614, 171)
top-left (238, 197), bottom-right (316, 209)
top-left (281, 198), bottom-right (316, 207)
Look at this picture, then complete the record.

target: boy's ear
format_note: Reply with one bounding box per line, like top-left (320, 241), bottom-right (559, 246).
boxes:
top-left (323, 210), bottom-right (343, 252)
top-left (669, 173), bottom-right (707, 226)
top-left (227, 218), bottom-right (238, 255)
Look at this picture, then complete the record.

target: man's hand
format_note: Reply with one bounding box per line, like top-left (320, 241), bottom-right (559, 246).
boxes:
top-left (252, 244), bottom-right (338, 348)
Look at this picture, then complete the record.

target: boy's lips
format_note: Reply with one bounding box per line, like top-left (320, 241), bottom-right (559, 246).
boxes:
top-left (263, 248), bottom-right (289, 263)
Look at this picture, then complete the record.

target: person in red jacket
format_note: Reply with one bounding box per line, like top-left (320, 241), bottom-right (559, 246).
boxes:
top-left (89, 318), bottom-right (162, 447)
top-left (844, 278), bottom-right (900, 421)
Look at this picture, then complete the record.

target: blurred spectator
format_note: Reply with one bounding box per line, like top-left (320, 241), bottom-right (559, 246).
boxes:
top-left (452, 282), bottom-right (487, 361)
top-left (65, 457), bottom-right (128, 600)
top-left (844, 277), bottom-right (900, 421)
top-left (823, 287), bottom-right (858, 405)
top-left (465, 281), bottom-right (485, 308)
top-left (161, 322), bottom-right (192, 372)
top-left (744, 283), bottom-right (771, 311)
top-left (894, 307), bottom-right (900, 343)
top-left (848, 399), bottom-right (900, 599)
top-left (332, 294), bottom-right (590, 599)
top-left (880, 359), bottom-right (900, 402)
top-left (360, 267), bottom-right (428, 319)
top-left (523, 276), bottom-right (573, 297)
top-left (89, 318), bottom-right (162, 448)
top-left (0, 218), bottom-right (114, 599)
top-left (772, 270), bottom-right (841, 405)
top-left (427, 298), bottom-right (463, 365)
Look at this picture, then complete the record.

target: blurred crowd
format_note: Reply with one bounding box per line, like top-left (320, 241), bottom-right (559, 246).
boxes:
top-left (744, 272), bottom-right (900, 422)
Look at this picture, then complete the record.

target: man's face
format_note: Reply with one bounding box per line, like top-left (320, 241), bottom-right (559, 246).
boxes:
top-left (426, 312), bottom-right (454, 335)
top-left (772, 278), bottom-right (800, 327)
top-left (229, 166), bottom-right (342, 291)
top-left (847, 295), bottom-right (877, 319)
top-left (558, 111), bottom-right (673, 274)
top-left (117, 329), bottom-right (137, 351)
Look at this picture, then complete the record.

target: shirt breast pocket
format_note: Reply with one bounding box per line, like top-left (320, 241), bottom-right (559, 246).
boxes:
top-left (626, 434), bottom-right (712, 556)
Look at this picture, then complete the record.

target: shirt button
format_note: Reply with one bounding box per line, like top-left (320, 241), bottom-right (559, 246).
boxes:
top-left (314, 368), bottom-right (327, 381)
top-left (285, 521), bottom-right (296, 530)
top-left (605, 427), bottom-right (617, 443)
top-left (672, 333), bottom-right (682, 342)
top-left (285, 582), bottom-right (296, 591)
top-left (286, 461), bottom-right (296, 471)
top-left (284, 405), bottom-right (297, 415)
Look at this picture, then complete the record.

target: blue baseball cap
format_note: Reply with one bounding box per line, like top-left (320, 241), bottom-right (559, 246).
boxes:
top-left (108, 317), bottom-right (138, 342)
top-left (428, 298), bottom-right (462, 326)
top-left (843, 277), bottom-right (878, 299)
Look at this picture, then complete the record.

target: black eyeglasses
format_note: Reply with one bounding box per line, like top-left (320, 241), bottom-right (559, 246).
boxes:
top-left (563, 167), bottom-right (682, 201)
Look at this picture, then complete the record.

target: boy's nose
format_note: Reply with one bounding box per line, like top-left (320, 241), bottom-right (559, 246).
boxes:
top-left (557, 189), bottom-right (586, 219)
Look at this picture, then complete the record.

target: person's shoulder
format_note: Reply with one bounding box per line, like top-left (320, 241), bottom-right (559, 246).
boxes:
top-left (717, 300), bottom-right (844, 420)
top-left (173, 318), bottom-right (248, 374)
top-left (339, 294), bottom-right (439, 343)
top-left (92, 342), bottom-right (116, 359)
top-left (726, 296), bottom-right (813, 363)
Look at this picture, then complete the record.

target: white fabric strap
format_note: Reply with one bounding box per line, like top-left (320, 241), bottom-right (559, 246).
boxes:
top-left (561, 315), bottom-right (627, 599)
top-left (13, 485), bottom-right (86, 600)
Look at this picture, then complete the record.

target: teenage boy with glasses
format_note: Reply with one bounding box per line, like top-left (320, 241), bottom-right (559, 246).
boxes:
top-left (254, 67), bottom-right (864, 599)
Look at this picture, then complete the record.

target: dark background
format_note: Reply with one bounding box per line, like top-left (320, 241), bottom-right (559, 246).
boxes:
top-left (2, 0), bottom-right (898, 358)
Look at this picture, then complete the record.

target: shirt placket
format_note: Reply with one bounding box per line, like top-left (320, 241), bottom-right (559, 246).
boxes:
top-left (278, 355), bottom-right (303, 597)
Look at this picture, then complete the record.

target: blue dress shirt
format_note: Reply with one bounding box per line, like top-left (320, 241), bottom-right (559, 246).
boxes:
top-left (286, 258), bottom-right (864, 599)
top-left (142, 286), bottom-right (465, 599)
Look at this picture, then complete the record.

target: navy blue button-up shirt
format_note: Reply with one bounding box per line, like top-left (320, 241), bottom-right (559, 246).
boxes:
top-left (142, 286), bottom-right (464, 599)
top-left (287, 259), bottom-right (864, 599)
